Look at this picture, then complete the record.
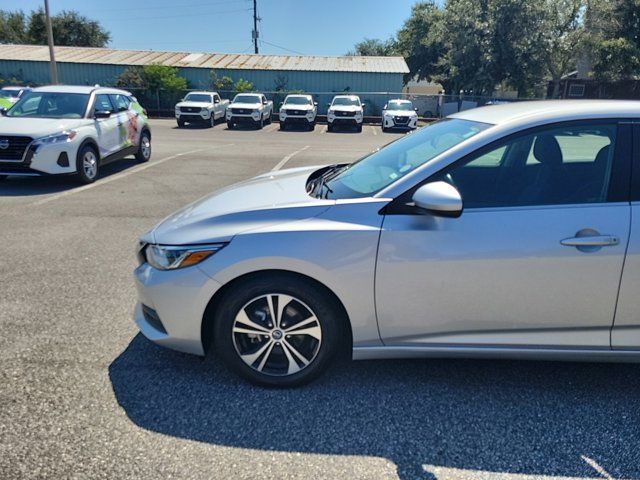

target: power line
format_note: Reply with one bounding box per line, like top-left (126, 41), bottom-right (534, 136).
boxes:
top-left (259, 39), bottom-right (305, 55)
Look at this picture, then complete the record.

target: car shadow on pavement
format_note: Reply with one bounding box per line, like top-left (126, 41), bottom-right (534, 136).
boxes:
top-left (109, 334), bottom-right (640, 480)
top-left (0, 158), bottom-right (141, 197)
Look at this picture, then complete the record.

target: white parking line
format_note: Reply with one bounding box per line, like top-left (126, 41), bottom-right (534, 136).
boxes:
top-left (271, 145), bottom-right (310, 171)
top-left (370, 125), bottom-right (377, 136)
top-left (320, 125), bottom-right (328, 134)
top-left (33, 146), bottom-right (232, 206)
top-left (263, 123), bottom-right (279, 133)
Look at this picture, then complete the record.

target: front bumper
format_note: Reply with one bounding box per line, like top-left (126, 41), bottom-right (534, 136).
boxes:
top-left (0, 142), bottom-right (78, 176)
top-left (327, 114), bottom-right (362, 126)
top-left (176, 111), bottom-right (211, 122)
top-left (227, 115), bottom-right (261, 124)
top-left (383, 115), bottom-right (418, 129)
top-left (133, 262), bottom-right (222, 356)
top-left (280, 115), bottom-right (315, 125)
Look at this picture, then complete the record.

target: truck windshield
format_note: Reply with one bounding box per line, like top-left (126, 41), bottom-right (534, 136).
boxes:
top-left (7, 92), bottom-right (89, 119)
top-left (332, 97), bottom-right (360, 106)
top-left (285, 97), bottom-right (312, 105)
top-left (185, 94), bottom-right (212, 102)
top-left (323, 119), bottom-right (491, 198)
top-left (387, 101), bottom-right (413, 111)
top-left (234, 95), bottom-right (261, 103)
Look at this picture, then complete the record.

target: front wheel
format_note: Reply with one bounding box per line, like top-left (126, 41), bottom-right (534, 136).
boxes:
top-left (356, 124), bottom-right (363, 133)
top-left (135, 130), bottom-right (151, 163)
top-left (327, 123), bottom-right (334, 132)
top-left (76, 144), bottom-right (99, 184)
top-left (279, 122), bottom-right (286, 130)
top-left (212, 274), bottom-right (346, 387)
top-left (265, 113), bottom-right (272, 125)
top-left (227, 121), bottom-right (234, 129)
top-left (256, 117), bottom-right (264, 129)
top-left (177, 119), bottom-right (185, 128)
top-left (209, 114), bottom-right (215, 128)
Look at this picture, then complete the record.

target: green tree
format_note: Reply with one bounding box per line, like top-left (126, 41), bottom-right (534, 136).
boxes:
top-left (0, 10), bottom-right (28, 44)
top-left (347, 38), bottom-right (398, 56)
top-left (0, 8), bottom-right (110, 47)
top-left (396, 2), bottom-right (448, 88)
top-left (209, 71), bottom-right (234, 91)
top-left (234, 78), bottom-right (254, 93)
top-left (116, 65), bottom-right (187, 109)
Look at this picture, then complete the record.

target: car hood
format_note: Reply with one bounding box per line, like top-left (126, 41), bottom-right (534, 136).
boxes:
top-left (384, 109), bottom-right (416, 116)
top-left (176, 101), bottom-right (212, 108)
top-left (148, 165), bottom-right (333, 245)
top-left (0, 117), bottom-right (89, 137)
top-left (230, 102), bottom-right (261, 109)
top-left (330, 105), bottom-right (362, 112)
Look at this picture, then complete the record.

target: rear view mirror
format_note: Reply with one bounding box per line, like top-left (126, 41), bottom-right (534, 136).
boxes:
top-left (412, 181), bottom-right (463, 218)
top-left (94, 110), bottom-right (111, 119)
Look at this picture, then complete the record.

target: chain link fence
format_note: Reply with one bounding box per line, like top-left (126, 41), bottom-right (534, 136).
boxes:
top-left (124, 87), bottom-right (528, 122)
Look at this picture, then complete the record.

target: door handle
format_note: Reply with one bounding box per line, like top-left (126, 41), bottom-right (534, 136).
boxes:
top-left (560, 235), bottom-right (619, 247)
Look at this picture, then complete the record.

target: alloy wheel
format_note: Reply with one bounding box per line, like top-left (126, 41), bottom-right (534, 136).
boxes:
top-left (232, 293), bottom-right (322, 376)
top-left (83, 150), bottom-right (98, 179)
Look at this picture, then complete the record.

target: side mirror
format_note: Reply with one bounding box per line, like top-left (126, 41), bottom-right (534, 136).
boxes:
top-left (0, 107), bottom-right (7, 116)
top-left (412, 181), bottom-right (462, 218)
top-left (314, 102), bottom-right (318, 106)
top-left (414, 107), bottom-right (419, 112)
top-left (361, 103), bottom-right (366, 109)
top-left (94, 110), bottom-right (111, 119)
top-left (214, 98), bottom-right (220, 103)
top-left (327, 103), bottom-right (331, 107)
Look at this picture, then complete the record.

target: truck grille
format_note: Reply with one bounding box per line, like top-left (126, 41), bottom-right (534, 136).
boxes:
top-left (0, 136), bottom-right (32, 161)
top-left (286, 109), bottom-right (306, 115)
top-left (337, 111), bottom-right (356, 117)
top-left (231, 108), bottom-right (252, 114)
top-left (393, 116), bottom-right (409, 124)
top-left (180, 106), bottom-right (201, 113)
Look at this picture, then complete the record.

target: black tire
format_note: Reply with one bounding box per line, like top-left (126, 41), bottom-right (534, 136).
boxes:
top-left (308, 122), bottom-right (315, 131)
top-left (135, 130), bottom-right (151, 163)
top-left (213, 273), bottom-right (346, 387)
top-left (75, 144), bottom-right (99, 184)
top-left (382, 125), bottom-right (388, 133)
top-left (327, 123), bottom-right (334, 132)
top-left (266, 113), bottom-right (272, 125)
top-left (209, 114), bottom-right (215, 128)
top-left (356, 124), bottom-right (363, 133)
top-left (279, 122), bottom-right (286, 131)
top-left (257, 117), bottom-right (264, 129)
top-left (227, 121), bottom-right (234, 130)
top-left (177, 119), bottom-right (185, 128)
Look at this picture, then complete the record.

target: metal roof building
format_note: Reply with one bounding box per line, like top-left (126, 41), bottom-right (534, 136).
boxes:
top-left (0, 44), bottom-right (409, 93)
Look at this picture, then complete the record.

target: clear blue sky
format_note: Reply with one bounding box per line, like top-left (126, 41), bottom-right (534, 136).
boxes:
top-left (2, 0), bottom-right (420, 56)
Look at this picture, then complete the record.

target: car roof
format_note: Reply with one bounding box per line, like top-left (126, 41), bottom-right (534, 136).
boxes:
top-left (186, 91), bottom-right (215, 95)
top-left (285, 94), bottom-right (312, 98)
top-left (389, 99), bottom-right (411, 103)
top-left (451, 100), bottom-right (640, 125)
top-left (2, 86), bottom-right (28, 90)
top-left (31, 85), bottom-right (131, 95)
top-left (333, 95), bottom-right (359, 99)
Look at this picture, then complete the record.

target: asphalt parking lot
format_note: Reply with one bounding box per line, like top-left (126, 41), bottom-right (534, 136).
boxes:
top-left (1, 119), bottom-right (640, 480)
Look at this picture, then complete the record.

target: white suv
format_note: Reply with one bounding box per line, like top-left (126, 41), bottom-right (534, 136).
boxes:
top-left (0, 85), bottom-right (151, 183)
top-left (278, 94), bottom-right (317, 130)
top-left (327, 95), bottom-right (364, 132)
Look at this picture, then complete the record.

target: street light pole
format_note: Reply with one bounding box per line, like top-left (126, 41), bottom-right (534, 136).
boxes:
top-left (44, 0), bottom-right (58, 84)
top-left (252, 0), bottom-right (259, 54)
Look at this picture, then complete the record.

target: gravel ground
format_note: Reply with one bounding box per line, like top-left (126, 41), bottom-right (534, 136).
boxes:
top-left (1, 119), bottom-right (639, 480)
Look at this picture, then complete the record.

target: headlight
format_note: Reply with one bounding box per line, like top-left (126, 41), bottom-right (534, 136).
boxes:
top-left (143, 243), bottom-right (226, 270)
top-left (34, 130), bottom-right (77, 147)
top-left (328, 109), bottom-right (335, 115)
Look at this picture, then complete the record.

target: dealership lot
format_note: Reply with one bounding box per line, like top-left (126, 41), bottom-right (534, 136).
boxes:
top-left (1, 119), bottom-right (640, 480)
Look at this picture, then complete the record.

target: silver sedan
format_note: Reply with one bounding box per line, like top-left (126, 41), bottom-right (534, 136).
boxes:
top-left (134, 100), bottom-right (640, 386)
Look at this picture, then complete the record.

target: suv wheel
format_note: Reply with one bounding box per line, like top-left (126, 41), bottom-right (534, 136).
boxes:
top-left (135, 131), bottom-right (151, 163)
top-left (209, 114), bottom-right (215, 128)
top-left (213, 274), bottom-right (345, 387)
top-left (177, 119), bottom-right (185, 128)
top-left (257, 117), bottom-right (264, 129)
top-left (227, 121), bottom-right (234, 129)
top-left (76, 144), bottom-right (99, 184)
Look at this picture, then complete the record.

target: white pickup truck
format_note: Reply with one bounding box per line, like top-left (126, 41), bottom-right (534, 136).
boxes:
top-left (175, 91), bottom-right (229, 128)
top-left (327, 95), bottom-right (364, 132)
top-left (226, 93), bottom-right (273, 129)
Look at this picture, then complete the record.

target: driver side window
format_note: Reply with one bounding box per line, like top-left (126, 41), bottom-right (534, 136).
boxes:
top-left (432, 123), bottom-right (617, 208)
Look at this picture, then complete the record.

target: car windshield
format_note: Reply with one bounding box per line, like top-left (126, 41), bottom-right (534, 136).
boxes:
top-left (0, 91), bottom-right (11, 98)
top-left (285, 96), bottom-right (312, 105)
top-left (185, 93), bottom-right (212, 102)
top-left (387, 101), bottom-right (413, 111)
top-left (323, 119), bottom-right (491, 198)
top-left (332, 97), bottom-right (360, 106)
top-left (7, 92), bottom-right (89, 118)
top-left (234, 95), bottom-right (261, 103)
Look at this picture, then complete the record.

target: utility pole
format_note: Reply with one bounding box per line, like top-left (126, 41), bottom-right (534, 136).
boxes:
top-left (44, 0), bottom-right (58, 84)
top-left (252, 0), bottom-right (259, 54)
